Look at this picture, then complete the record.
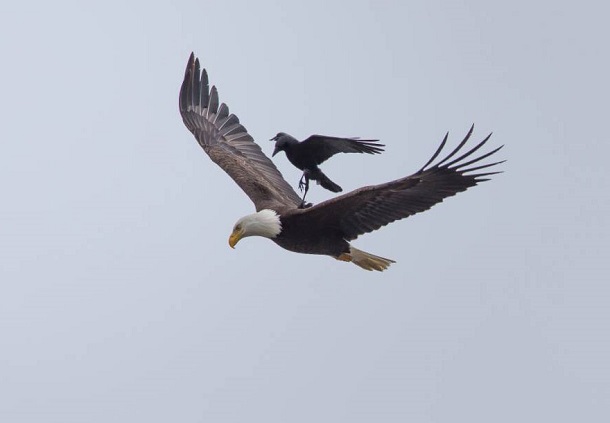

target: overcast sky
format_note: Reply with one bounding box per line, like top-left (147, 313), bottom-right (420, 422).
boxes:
top-left (1, 1), bottom-right (609, 422)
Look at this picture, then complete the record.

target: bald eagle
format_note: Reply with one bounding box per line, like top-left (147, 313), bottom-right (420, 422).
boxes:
top-left (179, 53), bottom-right (503, 271)
top-left (269, 132), bottom-right (385, 206)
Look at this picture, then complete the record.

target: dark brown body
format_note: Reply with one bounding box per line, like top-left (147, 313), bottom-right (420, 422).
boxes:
top-left (274, 212), bottom-right (349, 257)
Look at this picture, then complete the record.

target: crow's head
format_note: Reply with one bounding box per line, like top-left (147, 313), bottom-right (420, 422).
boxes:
top-left (270, 132), bottom-right (294, 157)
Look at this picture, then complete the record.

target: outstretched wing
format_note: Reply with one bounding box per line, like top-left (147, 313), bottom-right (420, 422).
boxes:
top-left (300, 135), bottom-right (385, 165)
top-left (179, 53), bottom-right (302, 211)
top-left (300, 125), bottom-right (504, 240)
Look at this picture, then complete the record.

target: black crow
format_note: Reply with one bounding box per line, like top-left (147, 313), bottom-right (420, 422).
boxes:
top-left (270, 133), bottom-right (385, 207)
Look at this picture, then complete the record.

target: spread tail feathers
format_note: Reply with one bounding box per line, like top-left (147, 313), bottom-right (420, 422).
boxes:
top-left (317, 171), bottom-right (342, 192)
top-left (337, 246), bottom-right (396, 271)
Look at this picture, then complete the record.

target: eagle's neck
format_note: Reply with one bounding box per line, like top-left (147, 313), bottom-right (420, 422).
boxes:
top-left (240, 209), bottom-right (282, 239)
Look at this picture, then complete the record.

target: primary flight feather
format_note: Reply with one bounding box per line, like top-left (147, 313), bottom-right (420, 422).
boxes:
top-left (179, 53), bottom-right (504, 271)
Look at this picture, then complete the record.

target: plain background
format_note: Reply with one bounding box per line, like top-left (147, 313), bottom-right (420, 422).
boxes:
top-left (1, 1), bottom-right (608, 422)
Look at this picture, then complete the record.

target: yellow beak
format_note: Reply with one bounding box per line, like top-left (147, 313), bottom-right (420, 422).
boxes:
top-left (228, 229), bottom-right (244, 249)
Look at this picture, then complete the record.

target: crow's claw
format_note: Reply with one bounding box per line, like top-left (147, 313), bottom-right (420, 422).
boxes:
top-left (298, 201), bottom-right (313, 209)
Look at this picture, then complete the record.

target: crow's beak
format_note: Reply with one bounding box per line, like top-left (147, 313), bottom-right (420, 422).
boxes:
top-left (269, 136), bottom-right (277, 141)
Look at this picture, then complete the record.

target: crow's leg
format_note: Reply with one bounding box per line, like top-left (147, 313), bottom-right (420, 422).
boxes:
top-left (298, 176), bottom-right (312, 209)
top-left (298, 170), bottom-right (308, 192)
top-left (301, 177), bottom-right (310, 202)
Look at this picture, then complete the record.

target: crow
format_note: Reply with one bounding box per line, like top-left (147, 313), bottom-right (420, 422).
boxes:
top-left (270, 133), bottom-right (385, 207)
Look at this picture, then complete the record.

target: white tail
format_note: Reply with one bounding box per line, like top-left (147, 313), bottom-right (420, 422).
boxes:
top-left (337, 246), bottom-right (396, 271)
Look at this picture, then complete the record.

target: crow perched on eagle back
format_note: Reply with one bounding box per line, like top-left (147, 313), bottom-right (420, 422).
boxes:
top-left (179, 53), bottom-right (504, 271)
top-left (270, 132), bottom-right (385, 207)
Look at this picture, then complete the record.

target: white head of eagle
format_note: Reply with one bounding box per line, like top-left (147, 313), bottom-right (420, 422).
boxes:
top-left (228, 209), bottom-right (282, 248)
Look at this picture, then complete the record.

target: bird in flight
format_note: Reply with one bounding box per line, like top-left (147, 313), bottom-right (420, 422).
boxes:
top-left (270, 132), bottom-right (384, 207)
top-left (179, 53), bottom-right (504, 271)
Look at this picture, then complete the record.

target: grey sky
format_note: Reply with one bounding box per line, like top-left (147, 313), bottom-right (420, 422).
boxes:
top-left (1, 0), bottom-right (609, 422)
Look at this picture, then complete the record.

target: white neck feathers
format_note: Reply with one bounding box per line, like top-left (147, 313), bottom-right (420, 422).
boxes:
top-left (239, 209), bottom-right (282, 239)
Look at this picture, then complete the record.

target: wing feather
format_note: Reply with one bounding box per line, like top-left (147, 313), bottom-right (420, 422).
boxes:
top-left (299, 127), bottom-right (504, 240)
top-left (179, 53), bottom-right (302, 211)
top-left (300, 135), bottom-right (385, 165)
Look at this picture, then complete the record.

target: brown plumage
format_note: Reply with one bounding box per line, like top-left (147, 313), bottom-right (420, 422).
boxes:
top-left (179, 53), bottom-right (504, 271)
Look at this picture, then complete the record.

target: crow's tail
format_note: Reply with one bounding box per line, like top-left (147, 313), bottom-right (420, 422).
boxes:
top-left (317, 171), bottom-right (342, 192)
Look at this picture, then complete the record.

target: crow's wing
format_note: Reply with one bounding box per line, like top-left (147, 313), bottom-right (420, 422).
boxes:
top-left (299, 135), bottom-right (385, 165)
